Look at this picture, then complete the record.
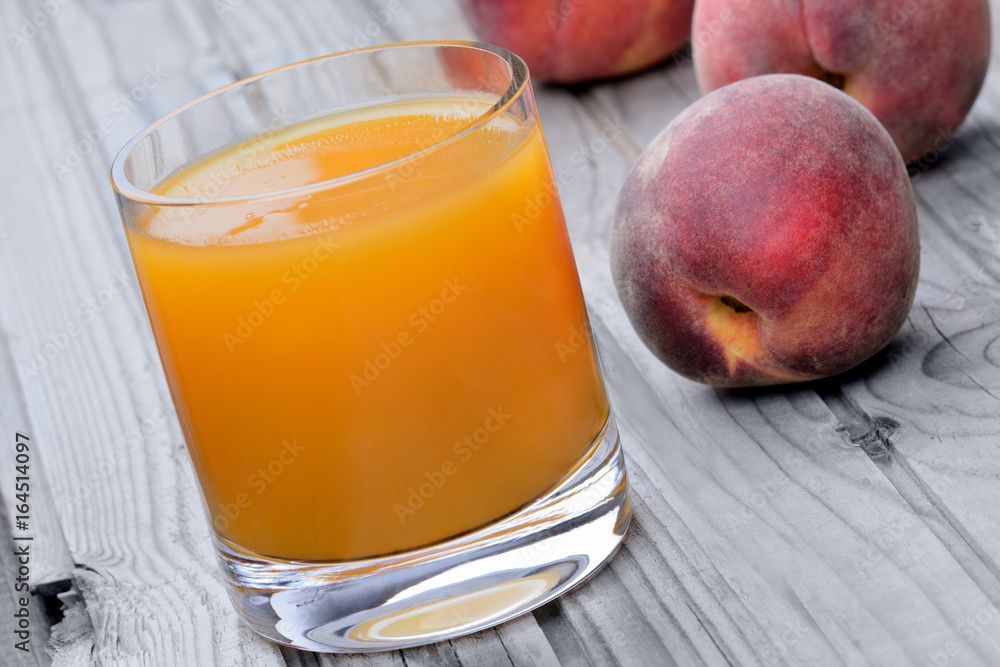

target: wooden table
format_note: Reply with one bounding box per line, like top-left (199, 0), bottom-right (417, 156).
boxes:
top-left (2, 1), bottom-right (1000, 665)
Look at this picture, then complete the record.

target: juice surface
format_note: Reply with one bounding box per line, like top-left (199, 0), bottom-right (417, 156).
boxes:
top-left (127, 98), bottom-right (610, 561)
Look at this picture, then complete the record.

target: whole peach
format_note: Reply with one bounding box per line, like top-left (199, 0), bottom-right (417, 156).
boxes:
top-left (457, 0), bottom-right (695, 83)
top-left (610, 75), bottom-right (919, 387)
top-left (692, 0), bottom-right (990, 164)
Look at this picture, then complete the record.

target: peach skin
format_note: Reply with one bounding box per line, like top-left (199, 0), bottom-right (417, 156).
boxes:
top-left (458, 0), bottom-right (695, 83)
top-left (610, 75), bottom-right (920, 387)
top-left (692, 0), bottom-right (991, 164)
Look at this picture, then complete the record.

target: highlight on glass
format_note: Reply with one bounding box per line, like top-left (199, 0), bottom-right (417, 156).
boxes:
top-left (111, 41), bottom-right (631, 652)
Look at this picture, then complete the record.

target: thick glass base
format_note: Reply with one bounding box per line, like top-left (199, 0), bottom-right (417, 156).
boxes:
top-left (216, 413), bottom-right (631, 652)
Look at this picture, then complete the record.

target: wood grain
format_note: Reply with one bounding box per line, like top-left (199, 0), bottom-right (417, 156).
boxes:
top-left (0, 0), bottom-right (277, 664)
top-left (1, 0), bottom-right (1000, 665)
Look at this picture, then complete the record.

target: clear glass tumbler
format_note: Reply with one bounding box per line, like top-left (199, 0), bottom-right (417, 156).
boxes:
top-left (111, 41), bottom-right (630, 652)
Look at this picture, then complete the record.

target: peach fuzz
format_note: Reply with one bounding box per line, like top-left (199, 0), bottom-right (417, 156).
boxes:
top-left (458, 0), bottom-right (695, 83)
top-left (692, 0), bottom-right (991, 164)
top-left (610, 75), bottom-right (919, 387)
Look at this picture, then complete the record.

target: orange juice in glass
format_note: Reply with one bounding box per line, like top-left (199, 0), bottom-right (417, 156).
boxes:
top-left (112, 42), bottom-right (630, 652)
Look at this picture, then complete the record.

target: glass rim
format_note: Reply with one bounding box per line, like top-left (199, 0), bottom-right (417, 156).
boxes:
top-left (109, 40), bottom-right (530, 208)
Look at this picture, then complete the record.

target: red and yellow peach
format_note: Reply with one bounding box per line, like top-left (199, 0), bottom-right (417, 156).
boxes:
top-left (458, 0), bottom-right (695, 83)
top-left (610, 75), bottom-right (920, 387)
top-left (692, 0), bottom-right (991, 163)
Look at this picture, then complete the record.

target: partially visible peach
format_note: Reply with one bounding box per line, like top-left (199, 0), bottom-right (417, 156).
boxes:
top-left (610, 75), bottom-right (919, 387)
top-left (457, 0), bottom-right (695, 83)
top-left (692, 0), bottom-right (991, 164)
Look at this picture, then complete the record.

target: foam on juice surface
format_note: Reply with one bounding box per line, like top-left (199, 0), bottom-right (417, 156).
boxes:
top-left (144, 97), bottom-right (521, 246)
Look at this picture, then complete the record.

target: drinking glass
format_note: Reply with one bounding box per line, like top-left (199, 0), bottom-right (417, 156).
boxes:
top-left (111, 41), bottom-right (631, 652)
